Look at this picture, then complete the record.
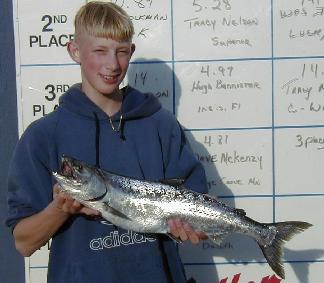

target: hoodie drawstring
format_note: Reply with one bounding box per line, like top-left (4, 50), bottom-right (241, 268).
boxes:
top-left (93, 111), bottom-right (126, 167)
top-left (158, 237), bottom-right (175, 283)
top-left (93, 112), bottom-right (101, 168)
top-left (119, 119), bottom-right (126, 141)
top-left (94, 111), bottom-right (120, 232)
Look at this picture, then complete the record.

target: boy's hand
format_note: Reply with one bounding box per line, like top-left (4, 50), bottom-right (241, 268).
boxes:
top-left (168, 218), bottom-right (208, 245)
top-left (52, 184), bottom-right (101, 217)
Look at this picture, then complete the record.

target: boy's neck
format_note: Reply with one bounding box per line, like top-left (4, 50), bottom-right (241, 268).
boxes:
top-left (99, 95), bottom-right (123, 117)
top-left (82, 85), bottom-right (123, 117)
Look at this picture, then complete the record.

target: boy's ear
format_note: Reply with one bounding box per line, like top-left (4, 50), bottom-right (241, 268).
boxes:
top-left (130, 44), bottom-right (136, 57)
top-left (67, 41), bottom-right (81, 63)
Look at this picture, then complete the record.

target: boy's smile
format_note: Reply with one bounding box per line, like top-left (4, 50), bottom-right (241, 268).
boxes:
top-left (68, 33), bottom-right (135, 104)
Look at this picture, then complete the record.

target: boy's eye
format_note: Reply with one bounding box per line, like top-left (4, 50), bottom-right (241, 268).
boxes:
top-left (94, 49), bottom-right (105, 53)
top-left (118, 50), bottom-right (130, 55)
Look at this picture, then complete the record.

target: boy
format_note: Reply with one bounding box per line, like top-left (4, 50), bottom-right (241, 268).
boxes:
top-left (6, 2), bottom-right (208, 282)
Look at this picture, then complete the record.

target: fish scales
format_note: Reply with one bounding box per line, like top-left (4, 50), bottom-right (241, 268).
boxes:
top-left (107, 175), bottom-right (216, 232)
top-left (111, 174), bottom-right (228, 227)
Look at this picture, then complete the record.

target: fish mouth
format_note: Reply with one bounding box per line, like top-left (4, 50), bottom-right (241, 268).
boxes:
top-left (60, 158), bottom-right (80, 182)
top-left (61, 160), bottom-right (73, 177)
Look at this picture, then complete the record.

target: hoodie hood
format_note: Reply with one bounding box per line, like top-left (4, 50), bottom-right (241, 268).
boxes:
top-left (58, 83), bottom-right (161, 121)
top-left (58, 83), bottom-right (162, 166)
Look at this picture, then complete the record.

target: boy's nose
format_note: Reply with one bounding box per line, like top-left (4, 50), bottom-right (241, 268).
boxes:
top-left (104, 54), bottom-right (119, 71)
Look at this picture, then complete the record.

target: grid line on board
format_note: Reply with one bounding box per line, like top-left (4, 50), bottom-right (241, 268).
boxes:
top-left (19, 55), bottom-right (324, 68)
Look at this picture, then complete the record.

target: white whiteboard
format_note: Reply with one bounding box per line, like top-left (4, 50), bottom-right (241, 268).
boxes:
top-left (12, 0), bottom-right (324, 282)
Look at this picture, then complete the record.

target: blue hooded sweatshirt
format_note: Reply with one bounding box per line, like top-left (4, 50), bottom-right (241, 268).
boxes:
top-left (6, 84), bottom-right (208, 283)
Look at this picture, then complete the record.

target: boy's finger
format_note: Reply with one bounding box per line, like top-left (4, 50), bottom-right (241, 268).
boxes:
top-left (80, 207), bottom-right (101, 216)
top-left (66, 201), bottom-right (84, 214)
top-left (175, 219), bottom-right (188, 242)
top-left (167, 219), bottom-right (180, 238)
top-left (197, 231), bottom-right (208, 240)
top-left (53, 184), bottom-right (61, 195)
top-left (183, 223), bottom-right (199, 245)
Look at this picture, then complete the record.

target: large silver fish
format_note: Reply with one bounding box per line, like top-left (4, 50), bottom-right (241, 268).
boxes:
top-left (53, 156), bottom-right (312, 279)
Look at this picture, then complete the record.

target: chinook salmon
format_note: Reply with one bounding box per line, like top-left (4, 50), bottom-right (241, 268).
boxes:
top-left (53, 156), bottom-right (312, 279)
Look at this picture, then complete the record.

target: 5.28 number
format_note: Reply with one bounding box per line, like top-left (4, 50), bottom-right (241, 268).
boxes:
top-left (192, 0), bottom-right (231, 13)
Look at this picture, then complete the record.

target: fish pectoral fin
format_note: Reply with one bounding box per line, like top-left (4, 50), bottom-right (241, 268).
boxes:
top-left (159, 178), bottom-right (185, 188)
top-left (102, 202), bottom-right (131, 221)
top-left (207, 232), bottom-right (230, 246)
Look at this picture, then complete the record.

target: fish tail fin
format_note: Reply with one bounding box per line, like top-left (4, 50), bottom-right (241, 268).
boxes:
top-left (258, 221), bottom-right (312, 279)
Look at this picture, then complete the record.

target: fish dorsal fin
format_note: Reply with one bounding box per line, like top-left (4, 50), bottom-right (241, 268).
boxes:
top-left (235, 208), bottom-right (246, 216)
top-left (102, 202), bottom-right (131, 220)
top-left (159, 178), bottom-right (185, 187)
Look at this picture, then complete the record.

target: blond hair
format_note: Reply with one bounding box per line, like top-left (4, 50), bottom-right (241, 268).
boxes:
top-left (74, 1), bottom-right (134, 42)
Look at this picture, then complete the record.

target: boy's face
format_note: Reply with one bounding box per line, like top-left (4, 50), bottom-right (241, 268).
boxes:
top-left (68, 32), bottom-right (135, 98)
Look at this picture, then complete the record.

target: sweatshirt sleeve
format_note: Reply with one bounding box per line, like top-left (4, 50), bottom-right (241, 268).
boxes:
top-left (158, 111), bottom-right (208, 194)
top-left (6, 121), bottom-right (55, 229)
